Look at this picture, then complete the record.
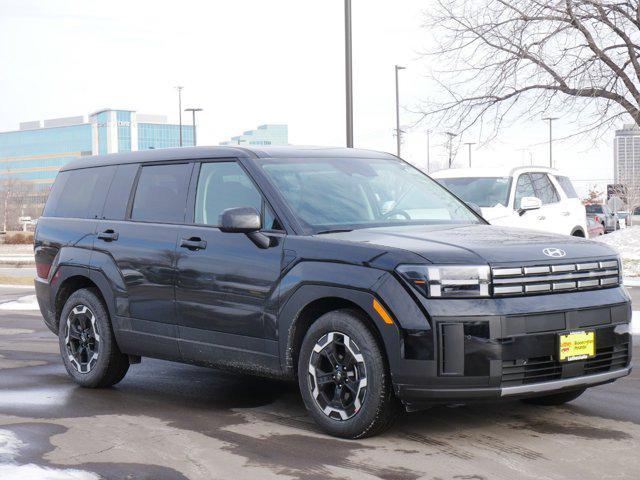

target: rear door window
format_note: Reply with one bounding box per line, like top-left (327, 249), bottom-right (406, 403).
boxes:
top-left (131, 163), bottom-right (192, 223)
top-left (555, 175), bottom-right (578, 198)
top-left (530, 173), bottom-right (560, 204)
top-left (43, 166), bottom-right (115, 219)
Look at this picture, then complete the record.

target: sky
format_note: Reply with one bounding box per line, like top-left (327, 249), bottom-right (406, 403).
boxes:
top-left (0, 0), bottom-right (625, 196)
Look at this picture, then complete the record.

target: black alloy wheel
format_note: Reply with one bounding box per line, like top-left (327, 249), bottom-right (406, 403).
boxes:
top-left (64, 304), bottom-right (100, 374)
top-left (308, 331), bottom-right (368, 421)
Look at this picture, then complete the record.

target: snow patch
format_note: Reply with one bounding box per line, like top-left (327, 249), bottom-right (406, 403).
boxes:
top-left (0, 295), bottom-right (39, 311)
top-left (596, 226), bottom-right (640, 277)
top-left (0, 429), bottom-right (99, 480)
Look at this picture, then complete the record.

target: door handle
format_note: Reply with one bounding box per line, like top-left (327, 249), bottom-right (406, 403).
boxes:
top-left (97, 230), bottom-right (119, 241)
top-left (180, 237), bottom-right (207, 250)
top-left (561, 211), bottom-right (570, 216)
top-left (537, 216), bottom-right (546, 221)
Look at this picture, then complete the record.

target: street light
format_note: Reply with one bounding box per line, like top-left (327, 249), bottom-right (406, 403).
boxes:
top-left (184, 108), bottom-right (203, 146)
top-left (464, 142), bottom-right (476, 167)
top-left (445, 131), bottom-right (457, 168)
top-left (345, 0), bottom-right (354, 148)
top-left (542, 117), bottom-right (559, 168)
top-left (395, 65), bottom-right (406, 157)
top-left (176, 86), bottom-right (184, 147)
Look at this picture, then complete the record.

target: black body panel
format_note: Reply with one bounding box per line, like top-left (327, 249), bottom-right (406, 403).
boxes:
top-left (34, 146), bottom-right (632, 407)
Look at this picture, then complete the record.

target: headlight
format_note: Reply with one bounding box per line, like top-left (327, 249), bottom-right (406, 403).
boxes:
top-left (397, 264), bottom-right (490, 298)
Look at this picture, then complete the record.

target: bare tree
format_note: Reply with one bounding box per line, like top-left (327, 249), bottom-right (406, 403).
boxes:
top-left (421, 1), bottom-right (640, 140)
top-left (0, 177), bottom-right (38, 231)
top-left (583, 184), bottom-right (604, 204)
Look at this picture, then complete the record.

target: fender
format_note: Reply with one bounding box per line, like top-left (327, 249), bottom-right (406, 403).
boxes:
top-left (278, 283), bottom-right (403, 379)
top-left (89, 249), bottom-right (129, 317)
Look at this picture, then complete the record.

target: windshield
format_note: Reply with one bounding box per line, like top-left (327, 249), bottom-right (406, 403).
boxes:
top-left (261, 157), bottom-right (481, 232)
top-left (436, 177), bottom-right (510, 207)
top-left (585, 204), bottom-right (603, 214)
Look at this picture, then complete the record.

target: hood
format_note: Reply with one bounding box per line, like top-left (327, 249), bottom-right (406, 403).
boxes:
top-left (479, 204), bottom-right (512, 222)
top-left (318, 224), bottom-right (617, 265)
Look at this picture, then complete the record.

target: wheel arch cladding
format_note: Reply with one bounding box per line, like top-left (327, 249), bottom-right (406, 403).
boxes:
top-left (279, 285), bottom-right (402, 378)
top-left (53, 268), bottom-right (115, 331)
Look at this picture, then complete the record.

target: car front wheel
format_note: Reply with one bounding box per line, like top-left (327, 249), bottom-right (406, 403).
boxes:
top-left (298, 309), bottom-right (399, 438)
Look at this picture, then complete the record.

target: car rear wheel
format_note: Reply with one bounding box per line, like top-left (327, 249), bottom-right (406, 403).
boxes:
top-left (58, 288), bottom-right (129, 388)
top-left (298, 309), bottom-right (400, 438)
top-left (521, 388), bottom-right (585, 406)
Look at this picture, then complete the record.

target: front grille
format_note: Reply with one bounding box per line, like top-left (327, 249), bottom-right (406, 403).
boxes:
top-left (492, 259), bottom-right (619, 296)
top-left (501, 343), bottom-right (630, 387)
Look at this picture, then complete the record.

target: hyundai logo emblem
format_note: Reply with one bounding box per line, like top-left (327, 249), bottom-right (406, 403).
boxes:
top-left (543, 247), bottom-right (566, 258)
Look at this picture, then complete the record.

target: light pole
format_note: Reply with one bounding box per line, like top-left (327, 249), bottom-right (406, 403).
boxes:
top-left (542, 117), bottom-right (558, 168)
top-left (184, 108), bottom-right (203, 146)
top-left (176, 86), bottom-right (184, 146)
top-left (344, 0), bottom-right (354, 148)
top-left (464, 142), bottom-right (476, 167)
top-left (445, 131), bottom-right (457, 168)
top-left (395, 65), bottom-right (406, 157)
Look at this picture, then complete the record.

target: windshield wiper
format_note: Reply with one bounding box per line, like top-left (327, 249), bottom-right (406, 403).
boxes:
top-left (316, 229), bottom-right (354, 234)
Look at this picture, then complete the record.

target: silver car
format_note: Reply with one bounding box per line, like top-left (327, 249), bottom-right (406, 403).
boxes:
top-left (585, 203), bottom-right (618, 233)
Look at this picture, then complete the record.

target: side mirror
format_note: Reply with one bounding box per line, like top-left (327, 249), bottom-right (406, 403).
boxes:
top-left (518, 196), bottom-right (542, 216)
top-left (466, 202), bottom-right (483, 217)
top-left (219, 206), bottom-right (261, 233)
top-left (219, 206), bottom-right (271, 249)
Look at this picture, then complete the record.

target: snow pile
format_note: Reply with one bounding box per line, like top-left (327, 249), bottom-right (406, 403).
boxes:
top-left (595, 226), bottom-right (640, 277)
top-left (0, 295), bottom-right (39, 311)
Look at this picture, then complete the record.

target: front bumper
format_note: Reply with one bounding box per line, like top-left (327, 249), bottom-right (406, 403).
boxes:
top-left (382, 285), bottom-right (633, 407)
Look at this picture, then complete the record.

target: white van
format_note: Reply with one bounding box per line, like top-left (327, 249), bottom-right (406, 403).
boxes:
top-left (432, 167), bottom-right (587, 237)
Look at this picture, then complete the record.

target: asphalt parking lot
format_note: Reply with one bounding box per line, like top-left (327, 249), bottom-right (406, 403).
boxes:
top-left (0, 285), bottom-right (638, 480)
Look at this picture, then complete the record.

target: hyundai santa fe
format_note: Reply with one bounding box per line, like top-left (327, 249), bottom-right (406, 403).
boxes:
top-left (35, 146), bottom-right (632, 438)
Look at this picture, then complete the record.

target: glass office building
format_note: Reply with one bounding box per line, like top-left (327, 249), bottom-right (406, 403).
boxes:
top-left (0, 109), bottom-right (194, 224)
top-left (219, 124), bottom-right (288, 146)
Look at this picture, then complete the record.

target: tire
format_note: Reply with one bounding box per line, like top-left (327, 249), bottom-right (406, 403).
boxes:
top-left (58, 288), bottom-right (129, 388)
top-left (297, 309), bottom-right (400, 439)
top-left (521, 388), bottom-right (585, 406)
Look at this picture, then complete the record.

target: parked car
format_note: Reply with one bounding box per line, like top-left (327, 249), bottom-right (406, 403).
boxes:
top-left (35, 146), bottom-right (631, 439)
top-left (432, 167), bottom-right (587, 237)
top-left (616, 211), bottom-right (629, 229)
top-left (632, 206), bottom-right (640, 226)
top-left (585, 204), bottom-right (618, 233)
top-left (587, 218), bottom-right (605, 238)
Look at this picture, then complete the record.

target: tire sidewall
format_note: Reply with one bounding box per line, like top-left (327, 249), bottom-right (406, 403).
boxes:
top-left (298, 310), bottom-right (390, 438)
top-left (58, 289), bottom-right (116, 387)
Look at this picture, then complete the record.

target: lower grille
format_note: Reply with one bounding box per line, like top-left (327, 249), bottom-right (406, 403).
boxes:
top-left (585, 344), bottom-right (630, 374)
top-left (502, 343), bottom-right (630, 387)
top-left (502, 356), bottom-right (562, 386)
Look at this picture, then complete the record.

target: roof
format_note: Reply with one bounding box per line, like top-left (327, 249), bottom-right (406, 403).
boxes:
top-left (61, 145), bottom-right (397, 171)
top-left (431, 165), bottom-right (562, 179)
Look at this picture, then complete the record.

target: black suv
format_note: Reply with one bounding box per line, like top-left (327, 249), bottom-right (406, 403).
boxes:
top-left (35, 146), bottom-right (632, 438)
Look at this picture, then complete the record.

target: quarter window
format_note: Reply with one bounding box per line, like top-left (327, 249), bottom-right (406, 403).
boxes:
top-left (514, 174), bottom-right (535, 209)
top-left (530, 173), bottom-right (560, 204)
top-left (131, 163), bottom-right (191, 223)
